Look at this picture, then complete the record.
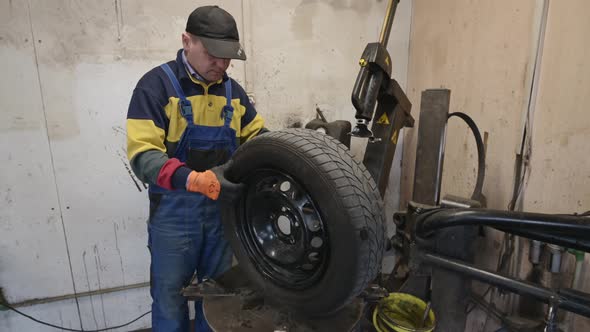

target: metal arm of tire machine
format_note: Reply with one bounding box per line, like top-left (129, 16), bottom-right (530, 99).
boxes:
top-left (349, 0), bottom-right (414, 197)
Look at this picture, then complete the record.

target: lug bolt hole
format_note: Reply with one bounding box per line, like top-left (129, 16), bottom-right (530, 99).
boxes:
top-left (311, 237), bottom-right (323, 248)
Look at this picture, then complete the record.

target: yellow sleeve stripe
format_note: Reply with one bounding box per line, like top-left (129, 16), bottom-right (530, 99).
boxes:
top-left (127, 118), bottom-right (166, 161)
top-left (241, 114), bottom-right (265, 141)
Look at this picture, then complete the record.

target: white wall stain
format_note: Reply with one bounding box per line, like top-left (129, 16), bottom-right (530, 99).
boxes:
top-left (58, 309), bottom-right (64, 330)
top-left (93, 245), bottom-right (108, 329)
top-left (82, 250), bottom-right (100, 329)
top-left (114, 222), bottom-right (127, 286)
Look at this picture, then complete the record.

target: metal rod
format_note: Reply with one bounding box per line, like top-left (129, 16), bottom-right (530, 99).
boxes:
top-left (421, 252), bottom-right (590, 318)
top-left (423, 253), bottom-right (553, 300)
top-left (378, 0), bottom-right (399, 48)
top-left (9, 282), bottom-right (149, 308)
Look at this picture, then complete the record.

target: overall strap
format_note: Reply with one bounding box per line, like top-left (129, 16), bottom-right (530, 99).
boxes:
top-left (222, 79), bottom-right (234, 127)
top-left (160, 63), bottom-right (193, 123)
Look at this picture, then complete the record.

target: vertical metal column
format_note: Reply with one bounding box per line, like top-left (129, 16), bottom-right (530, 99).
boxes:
top-left (412, 89), bottom-right (450, 205)
top-left (411, 89), bottom-right (473, 332)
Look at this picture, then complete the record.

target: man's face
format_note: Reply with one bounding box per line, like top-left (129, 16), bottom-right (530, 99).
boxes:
top-left (182, 32), bottom-right (231, 82)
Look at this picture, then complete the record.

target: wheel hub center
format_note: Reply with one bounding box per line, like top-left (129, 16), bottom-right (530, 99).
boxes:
top-left (276, 215), bottom-right (293, 236)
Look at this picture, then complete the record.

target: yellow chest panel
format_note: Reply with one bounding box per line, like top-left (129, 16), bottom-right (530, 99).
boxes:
top-left (164, 95), bottom-right (245, 143)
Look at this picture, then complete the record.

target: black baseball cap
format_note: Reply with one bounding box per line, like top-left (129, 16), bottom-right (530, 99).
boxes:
top-left (186, 5), bottom-right (246, 60)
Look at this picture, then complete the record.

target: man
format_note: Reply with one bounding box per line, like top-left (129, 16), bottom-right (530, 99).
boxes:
top-left (126, 5), bottom-right (265, 331)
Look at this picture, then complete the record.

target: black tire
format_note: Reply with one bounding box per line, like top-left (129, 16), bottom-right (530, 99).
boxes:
top-left (221, 128), bottom-right (385, 316)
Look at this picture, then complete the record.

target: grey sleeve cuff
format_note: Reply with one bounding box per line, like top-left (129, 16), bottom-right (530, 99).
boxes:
top-left (129, 150), bottom-right (168, 185)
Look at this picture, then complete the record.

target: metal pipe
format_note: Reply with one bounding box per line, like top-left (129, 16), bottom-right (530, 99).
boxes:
top-left (423, 252), bottom-right (554, 298)
top-left (378, 0), bottom-right (399, 47)
top-left (495, 227), bottom-right (590, 253)
top-left (530, 240), bottom-right (542, 265)
top-left (416, 209), bottom-right (590, 239)
top-left (421, 252), bottom-right (590, 318)
top-left (546, 244), bottom-right (563, 273)
top-left (9, 282), bottom-right (149, 308)
top-left (560, 288), bottom-right (590, 306)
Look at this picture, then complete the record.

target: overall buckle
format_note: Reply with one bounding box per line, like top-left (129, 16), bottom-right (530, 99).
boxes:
top-left (221, 105), bottom-right (234, 120)
top-left (179, 100), bottom-right (193, 117)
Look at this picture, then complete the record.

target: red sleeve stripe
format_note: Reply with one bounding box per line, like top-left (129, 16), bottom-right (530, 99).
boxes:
top-left (156, 158), bottom-right (185, 190)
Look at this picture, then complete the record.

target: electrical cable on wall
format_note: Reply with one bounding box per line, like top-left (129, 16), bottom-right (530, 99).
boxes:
top-left (447, 112), bottom-right (486, 203)
top-left (1, 301), bottom-right (150, 332)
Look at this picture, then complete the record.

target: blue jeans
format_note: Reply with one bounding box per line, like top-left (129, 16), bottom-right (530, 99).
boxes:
top-left (148, 192), bottom-right (233, 332)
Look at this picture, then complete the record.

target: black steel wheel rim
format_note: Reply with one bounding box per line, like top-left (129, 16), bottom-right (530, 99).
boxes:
top-left (237, 169), bottom-right (329, 290)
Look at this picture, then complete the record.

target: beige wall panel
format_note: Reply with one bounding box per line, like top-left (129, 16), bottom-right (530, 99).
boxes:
top-left (523, 1), bottom-right (590, 329)
top-left (524, 1), bottom-right (590, 214)
top-left (402, 0), bottom-right (539, 210)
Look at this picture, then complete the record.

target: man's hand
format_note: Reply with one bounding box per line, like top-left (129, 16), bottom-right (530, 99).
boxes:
top-left (186, 170), bottom-right (220, 199)
top-left (186, 160), bottom-right (245, 201)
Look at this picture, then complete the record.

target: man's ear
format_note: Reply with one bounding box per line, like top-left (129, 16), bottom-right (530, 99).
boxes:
top-left (181, 32), bottom-right (190, 49)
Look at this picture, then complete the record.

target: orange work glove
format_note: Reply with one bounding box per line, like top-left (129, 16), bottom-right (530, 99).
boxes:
top-left (186, 170), bottom-right (221, 200)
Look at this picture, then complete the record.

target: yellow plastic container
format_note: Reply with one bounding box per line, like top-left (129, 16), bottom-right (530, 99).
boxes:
top-left (372, 293), bottom-right (436, 332)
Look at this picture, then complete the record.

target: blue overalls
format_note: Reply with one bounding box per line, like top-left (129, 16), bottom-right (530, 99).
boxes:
top-left (148, 63), bottom-right (237, 332)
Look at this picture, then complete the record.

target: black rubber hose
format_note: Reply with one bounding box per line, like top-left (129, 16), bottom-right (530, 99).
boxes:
top-left (448, 112), bottom-right (486, 201)
top-left (416, 208), bottom-right (590, 239)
